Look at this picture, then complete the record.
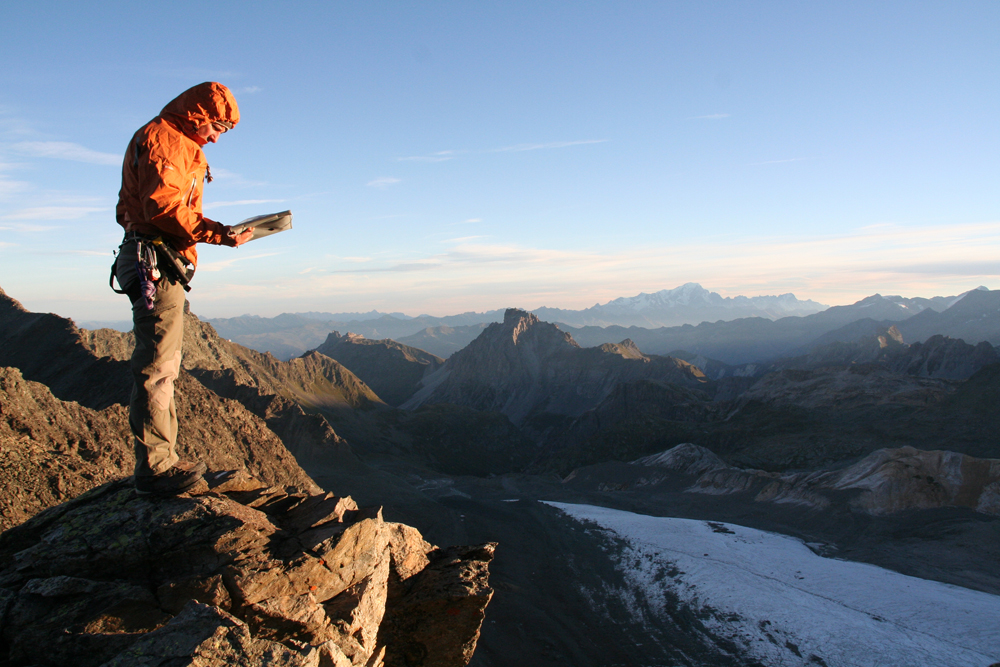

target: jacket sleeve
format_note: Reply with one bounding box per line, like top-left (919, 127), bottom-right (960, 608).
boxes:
top-left (136, 142), bottom-right (228, 246)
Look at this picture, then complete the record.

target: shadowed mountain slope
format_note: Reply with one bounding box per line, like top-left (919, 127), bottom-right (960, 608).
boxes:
top-left (0, 286), bottom-right (383, 526)
top-left (0, 287), bottom-right (130, 409)
top-left (0, 364), bottom-right (318, 531)
top-left (396, 323), bottom-right (492, 359)
top-left (896, 287), bottom-right (1000, 345)
top-left (315, 331), bottom-right (444, 406)
top-left (404, 309), bottom-right (706, 426)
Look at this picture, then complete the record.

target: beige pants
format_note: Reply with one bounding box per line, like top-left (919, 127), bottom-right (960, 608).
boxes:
top-left (118, 242), bottom-right (185, 477)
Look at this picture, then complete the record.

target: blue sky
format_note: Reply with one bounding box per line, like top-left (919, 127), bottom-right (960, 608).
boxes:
top-left (1, 2), bottom-right (997, 321)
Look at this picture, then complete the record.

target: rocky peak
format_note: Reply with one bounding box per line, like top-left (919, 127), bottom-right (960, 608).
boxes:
top-left (405, 311), bottom-right (705, 425)
top-left (879, 325), bottom-right (904, 348)
top-left (314, 332), bottom-right (445, 407)
top-left (502, 308), bottom-right (541, 345)
top-left (0, 475), bottom-right (494, 666)
top-left (616, 338), bottom-right (645, 359)
top-left (492, 308), bottom-right (576, 351)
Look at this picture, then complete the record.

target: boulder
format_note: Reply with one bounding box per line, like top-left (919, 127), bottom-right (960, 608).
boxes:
top-left (0, 478), bottom-right (494, 667)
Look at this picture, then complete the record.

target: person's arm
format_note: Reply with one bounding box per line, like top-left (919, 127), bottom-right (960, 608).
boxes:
top-left (137, 152), bottom-right (229, 246)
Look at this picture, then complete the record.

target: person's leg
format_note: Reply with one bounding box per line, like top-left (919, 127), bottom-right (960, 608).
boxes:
top-left (129, 274), bottom-right (185, 478)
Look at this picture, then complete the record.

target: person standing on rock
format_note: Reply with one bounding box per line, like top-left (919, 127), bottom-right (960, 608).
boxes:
top-left (112, 82), bottom-right (253, 496)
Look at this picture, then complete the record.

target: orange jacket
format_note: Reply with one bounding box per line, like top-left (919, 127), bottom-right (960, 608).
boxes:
top-left (116, 82), bottom-right (240, 267)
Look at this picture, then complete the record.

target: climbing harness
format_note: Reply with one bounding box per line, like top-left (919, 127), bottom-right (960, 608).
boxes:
top-left (110, 233), bottom-right (194, 309)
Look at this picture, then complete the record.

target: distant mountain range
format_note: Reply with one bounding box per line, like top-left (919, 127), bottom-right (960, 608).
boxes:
top-left (73, 283), bottom-right (993, 362)
top-left (533, 282), bottom-right (827, 327)
top-left (195, 283), bottom-right (825, 359)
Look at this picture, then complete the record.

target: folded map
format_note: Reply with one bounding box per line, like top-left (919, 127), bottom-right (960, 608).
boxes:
top-left (230, 210), bottom-right (293, 242)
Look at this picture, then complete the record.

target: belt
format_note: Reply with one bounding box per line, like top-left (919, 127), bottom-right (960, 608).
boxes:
top-left (123, 231), bottom-right (159, 241)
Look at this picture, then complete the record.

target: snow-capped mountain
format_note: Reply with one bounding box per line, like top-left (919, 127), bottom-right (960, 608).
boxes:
top-left (533, 283), bottom-right (827, 328)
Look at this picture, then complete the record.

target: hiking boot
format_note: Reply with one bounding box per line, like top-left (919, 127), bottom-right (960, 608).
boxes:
top-left (173, 460), bottom-right (208, 476)
top-left (135, 460), bottom-right (206, 496)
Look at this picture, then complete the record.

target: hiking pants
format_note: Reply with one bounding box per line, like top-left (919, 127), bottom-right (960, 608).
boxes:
top-left (117, 242), bottom-right (185, 477)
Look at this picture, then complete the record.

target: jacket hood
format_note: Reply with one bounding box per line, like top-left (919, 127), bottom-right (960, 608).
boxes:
top-left (160, 82), bottom-right (239, 134)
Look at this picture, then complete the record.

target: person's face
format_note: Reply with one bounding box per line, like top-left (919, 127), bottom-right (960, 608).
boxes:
top-left (195, 121), bottom-right (228, 144)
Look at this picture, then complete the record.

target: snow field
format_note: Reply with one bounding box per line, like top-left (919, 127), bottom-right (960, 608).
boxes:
top-left (544, 502), bottom-right (1000, 667)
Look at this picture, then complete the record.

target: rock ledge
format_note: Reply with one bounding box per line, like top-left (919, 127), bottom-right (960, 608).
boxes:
top-left (0, 476), bottom-right (494, 667)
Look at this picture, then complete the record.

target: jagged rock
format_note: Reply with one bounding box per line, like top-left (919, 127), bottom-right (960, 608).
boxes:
top-left (380, 544), bottom-right (496, 667)
top-left (315, 332), bottom-right (444, 406)
top-left (0, 478), bottom-right (494, 667)
top-left (786, 326), bottom-right (1000, 380)
top-left (627, 443), bottom-right (1000, 516)
top-left (101, 601), bottom-right (320, 667)
top-left (385, 523), bottom-right (433, 581)
top-left (888, 335), bottom-right (1000, 379)
top-left (632, 442), bottom-right (727, 477)
top-left (404, 308), bottom-right (706, 425)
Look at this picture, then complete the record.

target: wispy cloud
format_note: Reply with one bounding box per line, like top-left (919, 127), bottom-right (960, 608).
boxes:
top-left (331, 261), bottom-right (441, 274)
top-left (0, 175), bottom-right (30, 200)
top-left (0, 116), bottom-right (35, 138)
top-left (0, 223), bottom-right (61, 232)
top-left (250, 220), bottom-right (1000, 314)
top-left (688, 113), bottom-right (730, 120)
top-left (492, 139), bottom-right (607, 153)
top-left (12, 141), bottom-right (120, 166)
top-left (238, 86), bottom-right (262, 94)
top-left (196, 251), bottom-right (282, 272)
top-left (748, 157), bottom-right (810, 166)
top-left (203, 199), bottom-right (285, 210)
top-left (396, 150), bottom-right (458, 162)
top-left (367, 177), bottom-right (401, 188)
top-left (1, 206), bottom-right (106, 221)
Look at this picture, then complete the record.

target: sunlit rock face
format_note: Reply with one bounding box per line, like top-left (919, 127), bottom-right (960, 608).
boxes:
top-left (627, 443), bottom-right (1000, 516)
top-left (0, 476), bottom-right (494, 667)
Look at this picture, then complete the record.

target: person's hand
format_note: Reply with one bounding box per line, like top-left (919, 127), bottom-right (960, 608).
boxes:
top-left (222, 227), bottom-right (254, 247)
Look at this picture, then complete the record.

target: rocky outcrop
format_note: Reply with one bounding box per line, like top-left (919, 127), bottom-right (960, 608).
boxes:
top-left (786, 327), bottom-right (999, 380)
top-left (0, 364), bottom-right (318, 531)
top-left (404, 309), bottom-right (706, 425)
top-left (0, 477), bottom-right (494, 666)
top-left (675, 326), bottom-right (998, 384)
top-left (315, 332), bottom-right (444, 406)
top-left (885, 335), bottom-right (1000, 379)
top-left (628, 443), bottom-right (1000, 516)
